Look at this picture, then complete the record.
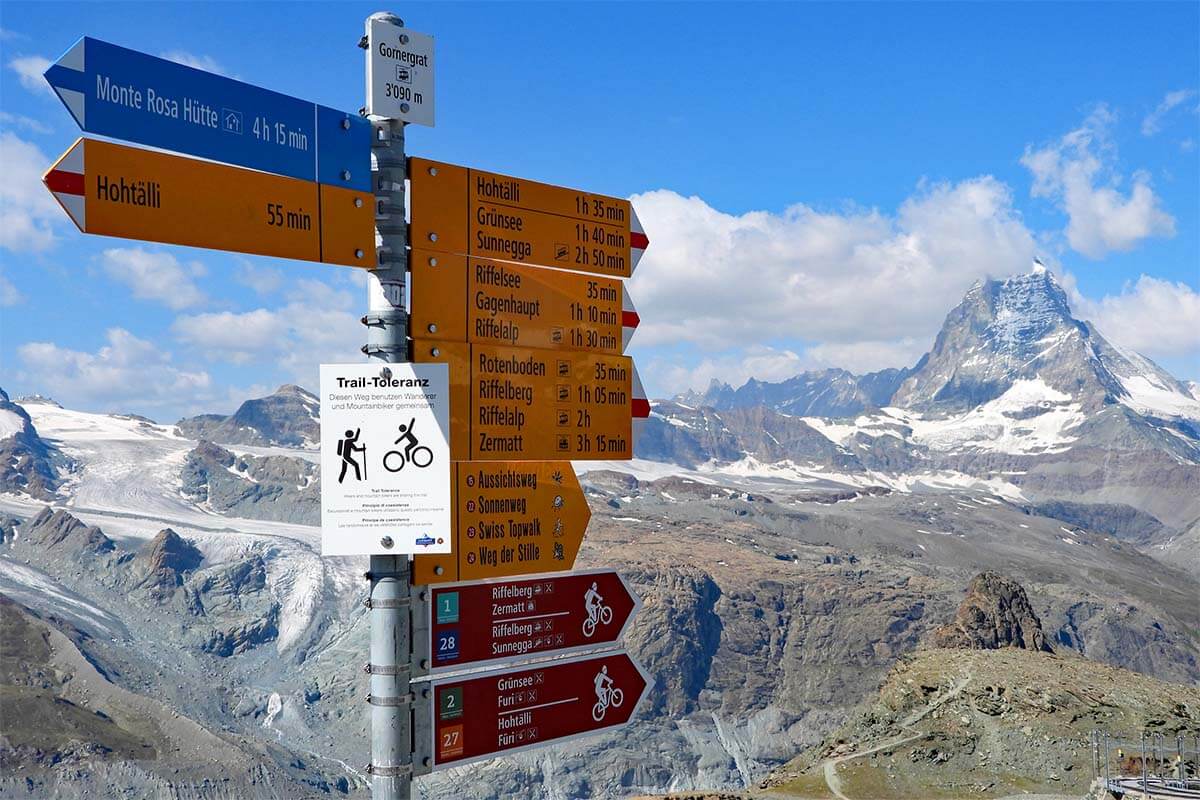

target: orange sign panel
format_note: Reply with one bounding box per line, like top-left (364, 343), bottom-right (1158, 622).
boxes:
top-left (412, 461), bottom-right (590, 585)
top-left (413, 341), bottom-right (632, 462)
top-left (409, 158), bottom-right (648, 279)
top-left (43, 138), bottom-right (375, 267)
top-left (410, 249), bottom-right (634, 354)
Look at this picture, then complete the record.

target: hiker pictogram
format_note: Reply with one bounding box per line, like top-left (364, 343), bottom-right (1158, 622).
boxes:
top-left (337, 429), bottom-right (366, 483)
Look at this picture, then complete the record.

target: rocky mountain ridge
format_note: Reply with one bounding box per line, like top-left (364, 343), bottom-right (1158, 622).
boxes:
top-left (176, 384), bottom-right (320, 448)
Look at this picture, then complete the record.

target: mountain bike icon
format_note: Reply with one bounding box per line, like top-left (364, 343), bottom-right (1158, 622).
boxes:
top-left (591, 666), bottom-right (623, 722)
top-left (583, 603), bottom-right (613, 638)
top-left (582, 581), bottom-right (613, 638)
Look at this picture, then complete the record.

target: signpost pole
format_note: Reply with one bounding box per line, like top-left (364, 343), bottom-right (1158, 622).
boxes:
top-left (363, 11), bottom-right (412, 800)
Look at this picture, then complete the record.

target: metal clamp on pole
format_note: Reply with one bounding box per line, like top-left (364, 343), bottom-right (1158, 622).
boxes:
top-left (364, 596), bottom-right (410, 609)
top-left (365, 663), bottom-right (410, 676)
top-left (366, 764), bottom-right (413, 778)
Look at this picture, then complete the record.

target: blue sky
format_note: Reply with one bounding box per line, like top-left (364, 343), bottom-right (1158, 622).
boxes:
top-left (1, 1), bottom-right (1197, 420)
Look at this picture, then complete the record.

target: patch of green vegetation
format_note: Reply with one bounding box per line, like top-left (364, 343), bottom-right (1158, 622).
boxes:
top-left (771, 771), bottom-right (836, 798)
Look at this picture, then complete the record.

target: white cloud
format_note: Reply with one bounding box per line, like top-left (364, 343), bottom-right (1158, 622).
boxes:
top-left (806, 338), bottom-right (927, 374)
top-left (1021, 106), bottom-right (1175, 258)
top-left (0, 131), bottom-right (62, 251)
top-left (0, 110), bottom-right (51, 133)
top-left (160, 50), bottom-right (230, 77)
top-left (16, 328), bottom-right (213, 416)
top-left (172, 278), bottom-right (361, 381)
top-left (99, 248), bottom-right (207, 309)
top-left (172, 309), bottom-right (289, 362)
top-left (1141, 89), bottom-right (1197, 136)
top-left (7, 55), bottom-right (52, 96)
top-left (628, 175), bottom-right (1035, 394)
top-left (0, 272), bottom-right (23, 306)
top-left (644, 346), bottom-right (811, 397)
top-left (1072, 275), bottom-right (1200, 363)
top-left (235, 261), bottom-right (285, 295)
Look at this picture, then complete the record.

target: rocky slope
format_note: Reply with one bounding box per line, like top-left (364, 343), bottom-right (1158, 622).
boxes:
top-left (0, 388), bottom-right (58, 499)
top-left (761, 573), bottom-right (1198, 799)
top-left (176, 385), bottom-right (320, 448)
top-left (181, 440), bottom-right (319, 525)
top-left (763, 647), bottom-right (1200, 799)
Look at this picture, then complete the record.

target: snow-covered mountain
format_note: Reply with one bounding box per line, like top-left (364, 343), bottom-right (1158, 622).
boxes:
top-left (650, 264), bottom-right (1200, 536)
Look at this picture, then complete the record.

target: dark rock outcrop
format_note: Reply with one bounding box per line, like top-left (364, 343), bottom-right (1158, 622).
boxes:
top-left (130, 529), bottom-right (203, 601)
top-left (23, 507), bottom-right (115, 556)
top-left (932, 572), bottom-right (1051, 652)
top-left (181, 440), bottom-right (319, 525)
top-left (0, 389), bottom-right (58, 499)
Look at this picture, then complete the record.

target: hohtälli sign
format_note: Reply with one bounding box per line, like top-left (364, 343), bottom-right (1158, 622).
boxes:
top-left (44, 138), bottom-right (375, 267)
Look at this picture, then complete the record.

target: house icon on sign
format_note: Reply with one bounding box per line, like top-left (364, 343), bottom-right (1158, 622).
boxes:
top-left (222, 108), bottom-right (243, 135)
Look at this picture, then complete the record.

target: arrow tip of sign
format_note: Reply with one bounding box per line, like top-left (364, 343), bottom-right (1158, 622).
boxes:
top-left (43, 139), bottom-right (86, 232)
top-left (630, 206), bottom-right (649, 251)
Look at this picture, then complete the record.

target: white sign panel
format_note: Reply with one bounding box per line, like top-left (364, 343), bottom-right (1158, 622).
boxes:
top-left (366, 18), bottom-right (435, 126)
top-left (320, 363), bottom-right (451, 555)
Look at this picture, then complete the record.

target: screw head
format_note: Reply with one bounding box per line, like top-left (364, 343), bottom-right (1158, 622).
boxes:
top-left (420, 659), bottom-right (429, 669)
top-left (380, 536), bottom-right (394, 549)
top-left (354, 198), bottom-right (363, 208)
top-left (423, 757), bottom-right (432, 768)
top-left (433, 565), bottom-right (444, 575)
top-left (341, 169), bottom-right (351, 181)
top-left (431, 347), bottom-right (440, 357)
top-left (429, 257), bottom-right (438, 267)
top-left (427, 324), bottom-right (437, 333)
top-left (399, 33), bottom-right (410, 44)
top-left (400, 102), bottom-right (410, 113)
top-left (341, 118), bottom-right (351, 130)
top-left (429, 233), bottom-right (438, 243)
top-left (429, 167), bottom-right (438, 177)
top-left (355, 249), bottom-right (364, 259)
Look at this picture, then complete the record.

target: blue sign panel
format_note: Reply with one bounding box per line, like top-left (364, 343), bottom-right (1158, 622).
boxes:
top-left (44, 36), bottom-right (370, 191)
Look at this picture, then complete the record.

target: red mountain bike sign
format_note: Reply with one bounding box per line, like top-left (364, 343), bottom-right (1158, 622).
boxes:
top-left (422, 570), bottom-right (640, 675)
top-left (425, 651), bottom-right (651, 770)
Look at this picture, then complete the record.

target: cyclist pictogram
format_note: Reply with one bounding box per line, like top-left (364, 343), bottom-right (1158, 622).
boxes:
top-left (582, 581), bottom-right (613, 638)
top-left (384, 418), bottom-right (434, 472)
top-left (591, 665), bottom-right (623, 721)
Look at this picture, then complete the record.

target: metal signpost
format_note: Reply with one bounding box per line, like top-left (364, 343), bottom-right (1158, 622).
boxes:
top-left (412, 461), bottom-right (591, 585)
top-left (44, 138), bottom-right (375, 266)
top-left (43, 12), bottom-right (654, 800)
